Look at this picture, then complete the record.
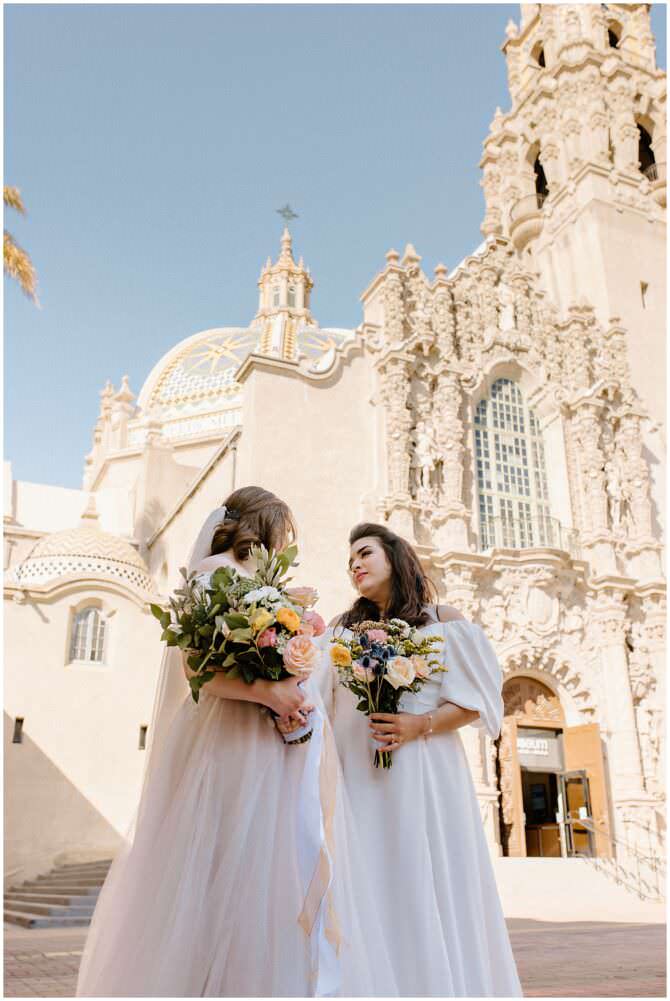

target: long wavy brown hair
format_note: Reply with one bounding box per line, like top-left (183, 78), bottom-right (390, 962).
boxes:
top-left (341, 522), bottom-right (438, 628)
top-left (210, 486), bottom-right (296, 563)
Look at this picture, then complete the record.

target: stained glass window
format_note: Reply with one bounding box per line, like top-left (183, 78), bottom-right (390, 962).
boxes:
top-left (69, 607), bottom-right (106, 663)
top-left (474, 379), bottom-right (551, 550)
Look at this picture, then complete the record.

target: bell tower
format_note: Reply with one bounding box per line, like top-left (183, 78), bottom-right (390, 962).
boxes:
top-left (480, 3), bottom-right (666, 429)
top-left (253, 227), bottom-right (315, 360)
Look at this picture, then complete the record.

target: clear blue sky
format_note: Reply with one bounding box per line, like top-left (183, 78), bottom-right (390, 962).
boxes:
top-left (5, 3), bottom-right (667, 489)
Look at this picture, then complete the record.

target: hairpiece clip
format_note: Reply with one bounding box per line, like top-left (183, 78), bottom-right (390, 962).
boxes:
top-left (226, 508), bottom-right (241, 522)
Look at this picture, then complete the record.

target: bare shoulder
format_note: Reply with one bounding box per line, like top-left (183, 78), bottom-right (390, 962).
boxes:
top-left (435, 604), bottom-right (466, 623)
top-left (193, 554), bottom-right (237, 573)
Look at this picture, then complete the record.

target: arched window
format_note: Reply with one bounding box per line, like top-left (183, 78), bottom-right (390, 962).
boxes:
top-left (534, 155), bottom-right (548, 201)
top-left (287, 284), bottom-right (296, 307)
top-left (272, 285), bottom-right (280, 308)
top-left (608, 22), bottom-right (622, 48)
top-left (474, 379), bottom-right (551, 550)
top-left (637, 123), bottom-right (656, 177)
top-left (69, 606), bottom-right (106, 663)
top-left (531, 41), bottom-right (546, 67)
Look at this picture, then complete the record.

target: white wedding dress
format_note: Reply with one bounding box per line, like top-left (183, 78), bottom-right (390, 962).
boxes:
top-left (76, 559), bottom-right (398, 998)
top-left (317, 615), bottom-right (523, 998)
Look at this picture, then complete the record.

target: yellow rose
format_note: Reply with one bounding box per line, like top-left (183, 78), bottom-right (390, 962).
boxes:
top-left (276, 607), bottom-right (301, 632)
top-left (384, 655), bottom-right (416, 690)
top-left (330, 644), bottom-right (352, 667)
top-left (410, 655), bottom-right (430, 679)
top-left (250, 608), bottom-right (274, 634)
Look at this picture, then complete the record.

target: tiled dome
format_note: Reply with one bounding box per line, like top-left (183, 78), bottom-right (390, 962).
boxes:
top-left (13, 524), bottom-right (152, 591)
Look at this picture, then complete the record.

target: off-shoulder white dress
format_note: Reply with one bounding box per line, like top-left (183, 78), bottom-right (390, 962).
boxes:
top-left (318, 617), bottom-right (522, 998)
top-left (76, 565), bottom-right (398, 998)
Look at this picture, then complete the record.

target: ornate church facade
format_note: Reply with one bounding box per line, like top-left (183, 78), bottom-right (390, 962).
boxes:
top-left (5, 3), bottom-right (666, 900)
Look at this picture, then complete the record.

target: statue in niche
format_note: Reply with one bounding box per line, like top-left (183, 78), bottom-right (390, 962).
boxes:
top-left (411, 418), bottom-right (437, 506)
top-left (604, 452), bottom-right (625, 531)
top-left (498, 281), bottom-right (516, 332)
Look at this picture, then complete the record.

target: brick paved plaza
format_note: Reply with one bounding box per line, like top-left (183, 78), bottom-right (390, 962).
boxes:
top-left (4, 919), bottom-right (666, 998)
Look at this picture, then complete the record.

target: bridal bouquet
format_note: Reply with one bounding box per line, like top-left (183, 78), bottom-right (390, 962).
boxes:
top-left (330, 619), bottom-right (444, 768)
top-left (151, 544), bottom-right (325, 743)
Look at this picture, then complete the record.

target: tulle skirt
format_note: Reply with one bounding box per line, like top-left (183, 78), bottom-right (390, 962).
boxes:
top-left (76, 686), bottom-right (397, 997)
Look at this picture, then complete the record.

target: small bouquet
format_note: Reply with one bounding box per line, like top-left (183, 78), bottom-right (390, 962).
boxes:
top-left (151, 544), bottom-right (325, 743)
top-left (330, 618), bottom-right (444, 768)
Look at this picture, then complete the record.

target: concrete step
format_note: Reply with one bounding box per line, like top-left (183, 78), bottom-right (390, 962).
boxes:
top-left (54, 858), bottom-right (113, 869)
top-left (5, 891), bottom-right (95, 906)
top-left (4, 909), bottom-right (92, 928)
top-left (494, 857), bottom-right (666, 923)
top-left (35, 872), bottom-right (107, 884)
top-left (52, 863), bottom-right (111, 876)
top-left (18, 882), bottom-right (101, 896)
top-left (3, 898), bottom-right (95, 917)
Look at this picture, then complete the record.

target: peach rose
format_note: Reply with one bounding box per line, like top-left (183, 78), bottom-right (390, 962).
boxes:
top-left (302, 610), bottom-right (325, 637)
top-left (384, 656), bottom-right (416, 690)
top-left (276, 607), bottom-right (301, 633)
top-left (284, 586), bottom-right (319, 609)
top-left (283, 635), bottom-right (320, 677)
top-left (330, 644), bottom-right (352, 667)
top-left (410, 655), bottom-right (430, 679)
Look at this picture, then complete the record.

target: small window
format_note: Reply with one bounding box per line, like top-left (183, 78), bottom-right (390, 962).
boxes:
top-left (531, 42), bottom-right (546, 68)
top-left (637, 124), bottom-right (655, 175)
top-left (12, 718), bottom-right (24, 744)
top-left (272, 285), bottom-right (280, 308)
top-left (534, 155), bottom-right (549, 201)
top-left (138, 725), bottom-right (148, 750)
top-left (641, 282), bottom-right (648, 309)
top-left (608, 23), bottom-right (622, 48)
top-left (69, 606), bottom-right (106, 663)
top-left (287, 285), bottom-right (296, 307)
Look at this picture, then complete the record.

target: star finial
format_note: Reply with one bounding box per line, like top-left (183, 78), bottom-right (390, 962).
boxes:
top-left (276, 203), bottom-right (299, 224)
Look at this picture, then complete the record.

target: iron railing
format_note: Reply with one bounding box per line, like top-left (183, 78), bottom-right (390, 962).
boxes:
top-left (573, 815), bottom-right (665, 903)
top-left (643, 162), bottom-right (665, 183)
top-left (479, 515), bottom-right (581, 558)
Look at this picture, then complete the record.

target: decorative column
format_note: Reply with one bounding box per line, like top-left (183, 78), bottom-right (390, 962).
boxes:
top-left (617, 411), bottom-right (663, 581)
top-left (589, 587), bottom-right (650, 843)
top-left (432, 264), bottom-right (455, 357)
top-left (571, 401), bottom-right (616, 575)
top-left (432, 367), bottom-right (470, 551)
top-left (377, 351), bottom-right (414, 539)
top-left (381, 250), bottom-right (406, 351)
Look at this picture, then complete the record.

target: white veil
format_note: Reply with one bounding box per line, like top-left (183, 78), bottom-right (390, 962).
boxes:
top-left (138, 506), bottom-right (228, 817)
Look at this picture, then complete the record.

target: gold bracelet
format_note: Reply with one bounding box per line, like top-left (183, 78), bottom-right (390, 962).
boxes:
top-left (423, 713), bottom-right (433, 737)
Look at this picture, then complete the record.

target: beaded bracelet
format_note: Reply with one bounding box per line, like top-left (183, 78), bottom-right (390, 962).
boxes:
top-left (423, 713), bottom-right (433, 737)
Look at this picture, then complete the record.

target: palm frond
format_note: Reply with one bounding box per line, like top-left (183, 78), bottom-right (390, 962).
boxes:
top-left (4, 186), bottom-right (26, 214)
top-left (4, 231), bottom-right (38, 303)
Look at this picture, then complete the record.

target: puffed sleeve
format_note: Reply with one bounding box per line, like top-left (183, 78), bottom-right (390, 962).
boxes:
top-left (438, 621), bottom-right (504, 739)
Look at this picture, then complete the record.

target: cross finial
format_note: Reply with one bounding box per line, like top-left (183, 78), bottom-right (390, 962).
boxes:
top-left (276, 203), bottom-right (298, 224)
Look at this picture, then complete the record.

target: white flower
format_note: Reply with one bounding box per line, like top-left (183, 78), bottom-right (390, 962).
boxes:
top-left (242, 586), bottom-right (282, 606)
top-left (214, 616), bottom-right (231, 638)
top-left (168, 623), bottom-right (183, 637)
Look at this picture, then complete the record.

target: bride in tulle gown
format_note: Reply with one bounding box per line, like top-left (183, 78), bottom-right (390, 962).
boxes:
top-left (77, 488), bottom-right (397, 998)
top-left (317, 522), bottom-right (523, 998)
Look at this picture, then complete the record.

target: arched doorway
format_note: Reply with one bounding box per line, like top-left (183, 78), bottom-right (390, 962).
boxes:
top-left (497, 676), bottom-right (612, 859)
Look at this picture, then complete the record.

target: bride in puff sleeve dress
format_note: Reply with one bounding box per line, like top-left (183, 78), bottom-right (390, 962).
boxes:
top-left (76, 541), bottom-right (398, 997)
top-left (318, 610), bottom-right (523, 998)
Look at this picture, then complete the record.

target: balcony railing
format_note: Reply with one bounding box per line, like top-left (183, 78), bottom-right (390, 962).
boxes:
top-left (643, 161), bottom-right (666, 183)
top-left (479, 515), bottom-right (581, 558)
top-left (509, 191), bottom-right (547, 223)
